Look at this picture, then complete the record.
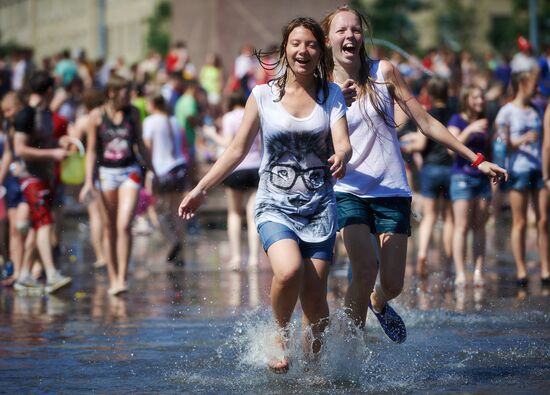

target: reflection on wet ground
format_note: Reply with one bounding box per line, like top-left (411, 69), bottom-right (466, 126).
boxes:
top-left (0, 216), bottom-right (549, 393)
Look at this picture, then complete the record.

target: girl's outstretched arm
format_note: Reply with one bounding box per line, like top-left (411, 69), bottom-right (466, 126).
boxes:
top-left (381, 60), bottom-right (507, 183)
top-left (179, 94), bottom-right (260, 219)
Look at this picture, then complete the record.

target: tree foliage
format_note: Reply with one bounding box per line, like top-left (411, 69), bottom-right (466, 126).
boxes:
top-left (434, 0), bottom-right (475, 51)
top-left (489, 0), bottom-right (550, 54)
top-left (352, 0), bottom-right (423, 51)
top-left (146, 1), bottom-right (171, 57)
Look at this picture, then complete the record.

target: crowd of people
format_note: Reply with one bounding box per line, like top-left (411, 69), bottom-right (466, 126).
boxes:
top-left (0, 4), bottom-right (549, 373)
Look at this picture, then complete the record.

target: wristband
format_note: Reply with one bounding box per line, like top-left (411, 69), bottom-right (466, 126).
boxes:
top-left (470, 153), bottom-right (485, 168)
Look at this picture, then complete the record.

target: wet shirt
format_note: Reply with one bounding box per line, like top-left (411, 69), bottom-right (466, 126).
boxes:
top-left (334, 60), bottom-right (411, 198)
top-left (495, 102), bottom-right (542, 173)
top-left (448, 114), bottom-right (489, 177)
top-left (96, 107), bottom-right (139, 168)
top-left (14, 105), bottom-right (57, 180)
top-left (252, 82), bottom-right (346, 243)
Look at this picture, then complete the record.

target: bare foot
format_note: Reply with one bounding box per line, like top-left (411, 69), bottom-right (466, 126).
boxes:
top-left (417, 256), bottom-right (427, 278)
top-left (268, 333), bottom-right (289, 374)
top-left (227, 257), bottom-right (241, 271)
top-left (1, 275), bottom-right (16, 287)
top-left (268, 356), bottom-right (289, 374)
top-left (93, 260), bottom-right (106, 268)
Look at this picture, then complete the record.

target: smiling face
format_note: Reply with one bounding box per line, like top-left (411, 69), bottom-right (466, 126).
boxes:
top-left (327, 11), bottom-right (363, 67)
top-left (285, 26), bottom-right (321, 77)
top-left (467, 87), bottom-right (484, 114)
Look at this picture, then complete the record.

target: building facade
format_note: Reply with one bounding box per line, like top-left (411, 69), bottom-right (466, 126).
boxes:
top-left (0, 0), bottom-right (160, 63)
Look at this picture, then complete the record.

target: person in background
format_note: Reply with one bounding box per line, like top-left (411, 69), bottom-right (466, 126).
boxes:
top-left (69, 88), bottom-right (106, 269)
top-left (143, 94), bottom-right (187, 265)
top-left (79, 75), bottom-right (153, 296)
top-left (0, 92), bottom-right (30, 287)
top-left (447, 85), bottom-right (492, 288)
top-left (496, 70), bottom-right (549, 287)
top-left (13, 70), bottom-right (72, 293)
top-left (203, 90), bottom-right (262, 271)
top-left (401, 77), bottom-right (454, 278)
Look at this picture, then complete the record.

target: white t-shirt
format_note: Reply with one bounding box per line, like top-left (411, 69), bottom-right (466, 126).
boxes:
top-left (142, 113), bottom-right (186, 176)
top-left (335, 61), bottom-right (411, 198)
top-left (252, 82), bottom-right (346, 243)
top-left (221, 107), bottom-right (262, 171)
top-left (495, 102), bottom-right (542, 173)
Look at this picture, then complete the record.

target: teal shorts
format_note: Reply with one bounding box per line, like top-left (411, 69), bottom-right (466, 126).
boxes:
top-left (336, 192), bottom-right (411, 236)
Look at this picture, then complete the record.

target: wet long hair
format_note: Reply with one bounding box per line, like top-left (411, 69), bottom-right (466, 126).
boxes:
top-left (321, 6), bottom-right (401, 130)
top-left (254, 17), bottom-right (330, 104)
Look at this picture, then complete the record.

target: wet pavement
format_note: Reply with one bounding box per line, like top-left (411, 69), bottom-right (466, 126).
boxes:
top-left (0, 212), bottom-right (549, 393)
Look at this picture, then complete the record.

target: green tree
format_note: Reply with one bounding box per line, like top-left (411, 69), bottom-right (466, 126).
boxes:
top-left (434, 0), bottom-right (476, 51)
top-left (352, 0), bottom-right (423, 51)
top-left (147, 1), bottom-right (171, 57)
top-left (488, 0), bottom-right (550, 54)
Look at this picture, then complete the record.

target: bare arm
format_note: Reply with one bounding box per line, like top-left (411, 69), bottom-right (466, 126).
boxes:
top-left (179, 94), bottom-right (261, 219)
top-left (328, 116), bottom-right (352, 179)
top-left (382, 60), bottom-right (507, 181)
top-left (79, 110), bottom-right (99, 202)
top-left (13, 132), bottom-right (68, 162)
top-left (0, 136), bottom-right (13, 185)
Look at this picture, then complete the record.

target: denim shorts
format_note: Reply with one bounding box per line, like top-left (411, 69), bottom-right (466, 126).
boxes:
top-left (257, 221), bottom-right (335, 261)
top-left (98, 164), bottom-right (142, 191)
top-left (335, 192), bottom-right (411, 235)
top-left (419, 164), bottom-right (451, 199)
top-left (450, 173), bottom-right (491, 201)
top-left (505, 169), bottom-right (544, 191)
top-left (4, 175), bottom-right (25, 209)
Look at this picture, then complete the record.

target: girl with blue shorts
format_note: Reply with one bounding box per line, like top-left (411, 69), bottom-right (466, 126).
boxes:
top-left (321, 6), bottom-right (507, 344)
top-left (179, 17), bottom-right (351, 373)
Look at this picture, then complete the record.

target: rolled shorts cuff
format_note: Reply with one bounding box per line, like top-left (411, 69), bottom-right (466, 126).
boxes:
top-left (257, 221), bottom-right (335, 261)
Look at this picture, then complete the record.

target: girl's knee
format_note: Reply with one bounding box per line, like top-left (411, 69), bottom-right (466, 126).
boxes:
top-left (379, 280), bottom-right (403, 300)
top-left (274, 266), bottom-right (302, 286)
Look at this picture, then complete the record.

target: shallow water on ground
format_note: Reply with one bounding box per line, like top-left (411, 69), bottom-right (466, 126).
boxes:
top-left (0, 216), bottom-right (548, 393)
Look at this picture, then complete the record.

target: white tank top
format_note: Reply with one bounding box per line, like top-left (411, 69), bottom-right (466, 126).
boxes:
top-left (334, 61), bottom-right (411, 198)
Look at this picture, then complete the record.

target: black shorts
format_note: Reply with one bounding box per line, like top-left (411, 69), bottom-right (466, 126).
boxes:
top-left (223, 168), bottom-right (259, 191)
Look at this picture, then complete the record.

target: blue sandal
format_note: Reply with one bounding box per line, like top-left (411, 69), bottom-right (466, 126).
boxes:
top-left (369, 302), bottom-right (407, 343)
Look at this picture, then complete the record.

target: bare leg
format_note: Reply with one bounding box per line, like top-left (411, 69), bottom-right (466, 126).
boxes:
top-left (35, 224), bottom-right (57, 277)
top-left (87, 196), bottom-right (106, 267)
top-left (100, 189), bottom-right (119, 289)
top-left (370, 233), bottom-right (407, 311)
top-left (226, 188), bottom-right (243, 270)
top-left (452, 199), bottom-right (472, 285)
top-left (509, 189), bottom-right (529, 280)
top-left (4, 206), bottom-right (26, 283)
top-left (472, 198), bottom-right (490, 286)
top-left (267, 238), bottom-right (303, 373)
top-left (341, 224), bottom-right (378, 327)
top-left (115, 185), bottom-right (139, 291)
top-left (416, 197), bottom-right (438, 277)
top-left (535, 188), bottom-right (550, 279)
top-left (300, 257), bottom-right (330, 355)
top-left (245, 190), bottom-right (260, 268)
top-left (442, 201), bottom-right (454, 272)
